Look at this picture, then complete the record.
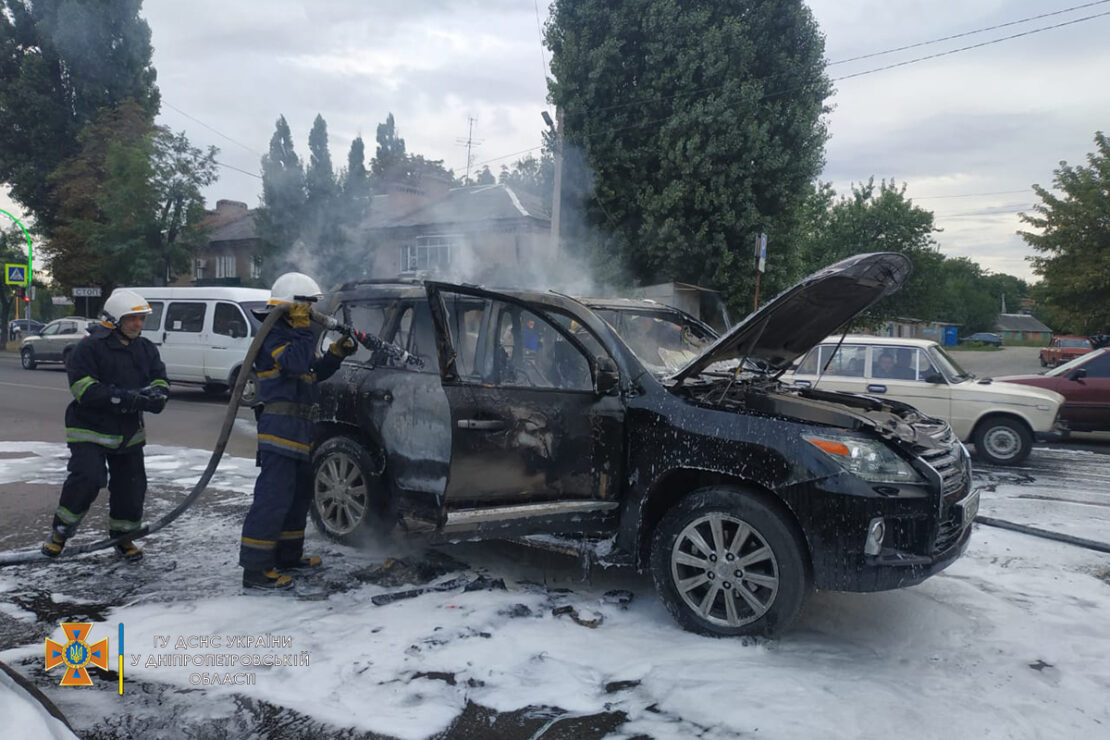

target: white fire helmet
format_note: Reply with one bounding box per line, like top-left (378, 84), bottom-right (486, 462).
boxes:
top-left (252, 272), bottom-right (323, 318)
top-left (102, 289), bottom-right (153, 335)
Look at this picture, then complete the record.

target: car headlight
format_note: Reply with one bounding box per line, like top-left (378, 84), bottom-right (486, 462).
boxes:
top-left (803, 433), bottom-right (924, 484)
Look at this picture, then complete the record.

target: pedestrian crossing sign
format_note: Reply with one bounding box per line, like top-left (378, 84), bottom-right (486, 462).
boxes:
top-left (5, 263), bottom-right (28, 285)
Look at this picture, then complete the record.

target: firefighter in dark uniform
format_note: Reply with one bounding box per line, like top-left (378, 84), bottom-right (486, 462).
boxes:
top-left (240, 272), bottom-right (356, 591)
top-left (41, 289), bottom-right (169, 561)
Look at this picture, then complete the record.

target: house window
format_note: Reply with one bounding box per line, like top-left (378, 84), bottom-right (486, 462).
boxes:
top-left (215, 254), bottom-right (236, 278)
top-left (401, 235), bottom-right (456, 272)
top-left (250, 255), bottom-right (263, 280)
top-left (194, 259), bottom-right (207, 280)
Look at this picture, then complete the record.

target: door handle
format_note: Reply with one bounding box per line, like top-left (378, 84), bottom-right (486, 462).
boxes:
top-left (457, 419), bottom-right (507, 431)
top-left (866, 384), bottom-right (887, 393)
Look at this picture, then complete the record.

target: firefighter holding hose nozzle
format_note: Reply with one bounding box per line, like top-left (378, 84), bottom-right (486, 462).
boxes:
top-left (240, 272), bottom-right (357, 592)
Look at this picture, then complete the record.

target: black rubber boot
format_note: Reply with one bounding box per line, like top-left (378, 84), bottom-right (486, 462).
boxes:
top-left (243, 568), bottom-right (294, 591)
top-left (277, 555), bottom-right (322, 571)
top-left (41, 533), bottom-right (67, 558)
top-left (115, 539), bottom-right (143, 562)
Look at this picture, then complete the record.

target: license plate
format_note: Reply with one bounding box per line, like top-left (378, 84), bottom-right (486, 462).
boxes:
top-left (959, 489), bottom-right (980, 529)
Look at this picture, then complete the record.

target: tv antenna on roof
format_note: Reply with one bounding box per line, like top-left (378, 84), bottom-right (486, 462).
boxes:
top-left (456, 116), bottom-right (483, 184)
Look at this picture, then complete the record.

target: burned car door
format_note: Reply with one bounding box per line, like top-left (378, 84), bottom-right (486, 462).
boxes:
top-left (426, 284), bottom-right (624, 509)
top-left (319, 297), bottom-right (453, 514)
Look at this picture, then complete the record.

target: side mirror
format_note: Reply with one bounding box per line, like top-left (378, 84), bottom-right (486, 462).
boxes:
top-left (1069, 367), bottom-right (1088, 381)
top-left (923, 372), bottom-right (945, 384)
top-left (594, 356), bottom-right (620, 396)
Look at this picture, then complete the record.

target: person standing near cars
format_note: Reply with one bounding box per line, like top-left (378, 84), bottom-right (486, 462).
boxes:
top-left (41, 290), bottom-right (169, 561)
top-left (239, 272), bottom-right (356, 592)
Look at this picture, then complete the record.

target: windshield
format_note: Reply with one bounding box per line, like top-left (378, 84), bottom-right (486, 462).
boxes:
top-left (1058, 338), bottom-right (1092, 349)
top-left (1046, 348), bottom-right (1103, 376)
top-left (593, 308), bottom-right (715, 374)
top-left (928, 345), bottom-right (972, 382)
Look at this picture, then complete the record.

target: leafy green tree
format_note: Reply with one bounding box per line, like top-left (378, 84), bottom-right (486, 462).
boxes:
top-left (306, 114), bottom-right (337, 206)
top-left (936, 258), bottom-right (1000, 335)
top-left (794, 179), bottom-right (945, 324)
top-left (343, 135), bottom-right (369, 203)
top-left (45, 100), bottom-right (217, 289)
top-left (499, 152), bottom-right (554, 208)
top-left (472, 165), bottom-right (495, 186)
top-left (1, 222), bottom-right (32, 348)
top-left (545, 0), bottom-right (832, 311)
top-left (370, 112), bottom-right (407, 189)
top-left (1020, 131), bottom-right (1110, 333)
top-left (0, 0), bottom-right (159, 230)
top-left (257, 115), bottom-right (306, 265)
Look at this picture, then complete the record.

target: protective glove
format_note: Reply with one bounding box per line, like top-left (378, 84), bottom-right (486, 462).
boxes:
top-left (110, 388), bottom-right (140, 413)
top-left (136, 385), bottom-right (168, 414)
top-left (287, 303), bottom-right (312, 329)
top-left (329, 335), bottom-right (358, 357)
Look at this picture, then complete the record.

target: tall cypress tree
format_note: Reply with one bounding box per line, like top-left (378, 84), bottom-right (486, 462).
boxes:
top-left (546, 0), bottom-right (831, 310)
top-left (257, 115), bottom-right (306, 263)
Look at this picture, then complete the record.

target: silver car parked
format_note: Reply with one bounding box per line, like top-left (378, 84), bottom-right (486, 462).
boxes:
top-left (20, 317), bottom-right (94, 369)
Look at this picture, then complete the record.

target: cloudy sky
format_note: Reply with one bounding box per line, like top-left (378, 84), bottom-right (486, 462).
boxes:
top-left (6, 1), bottom-right (1109, 282)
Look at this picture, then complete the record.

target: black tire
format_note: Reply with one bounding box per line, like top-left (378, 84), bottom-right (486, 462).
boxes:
top-left (230, 367), bottom-right (258, 407)
top-left (650, 487), bottom-right (809, 637)
top-left (972, 416), bottom-right (1032, 466)
top-left (20, 347), bottom-right (36, 370)
top-left (309, 435), bottom-right (391, 545)
top-left (1039, 354), bottom-right (1047, 368)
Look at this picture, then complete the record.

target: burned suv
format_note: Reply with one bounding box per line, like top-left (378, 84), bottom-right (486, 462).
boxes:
top-left (310, 253), bottom-right (976, 636)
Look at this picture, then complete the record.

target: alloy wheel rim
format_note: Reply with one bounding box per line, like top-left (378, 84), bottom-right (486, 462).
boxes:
top-left (314, 452), bottom-right (368, 535)
top-left (670, 512), bottom-right (779, 628)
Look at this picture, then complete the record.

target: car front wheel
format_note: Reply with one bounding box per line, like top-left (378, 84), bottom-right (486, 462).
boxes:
top-left (20, 347), bottom-right (36, 370)
top-left (973, 416), bottom-right (1032, 466)
top-left (310, 435), bottom-right (391, 544)
top-left (650, 488), bottom-right (809, 637)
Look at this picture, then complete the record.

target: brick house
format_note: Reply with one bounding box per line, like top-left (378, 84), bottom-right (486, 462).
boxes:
top-left (172, 199), bottom-right (263, 287)
top-left (365, 180), bottom-right (554, 283)
top-left (995, 313), bottom-right (1052, 344)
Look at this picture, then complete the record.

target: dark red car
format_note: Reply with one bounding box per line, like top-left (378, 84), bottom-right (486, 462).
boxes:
top-left (1040, 335), bottom-right (1092, 368)
top-left (998, 348), bottom-right (1110, 433)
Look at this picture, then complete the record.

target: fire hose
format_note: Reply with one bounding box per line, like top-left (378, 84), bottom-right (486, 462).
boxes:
top-left (0, 305), bottom-right (415, 566)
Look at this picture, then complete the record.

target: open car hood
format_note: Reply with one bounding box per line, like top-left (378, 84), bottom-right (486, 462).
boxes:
top-left (670, 252), bottom-right (912, 383)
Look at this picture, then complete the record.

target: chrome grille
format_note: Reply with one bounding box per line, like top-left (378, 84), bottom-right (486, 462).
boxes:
top-left (917, 423), bottom-right (969, 500)
top-left (915, 421), bottom-right (972, 554)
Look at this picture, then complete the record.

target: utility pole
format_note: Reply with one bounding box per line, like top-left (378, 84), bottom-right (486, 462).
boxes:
top-left (543, 109), bottom-right (563, 258)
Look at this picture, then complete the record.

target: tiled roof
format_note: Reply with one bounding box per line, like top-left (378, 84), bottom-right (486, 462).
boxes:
top-left (206, 210), bottom-right (258, 243)
top-left (370, 183), bottom-right (550, 229)
top-left (995, 313), bottom-right (1051, 332)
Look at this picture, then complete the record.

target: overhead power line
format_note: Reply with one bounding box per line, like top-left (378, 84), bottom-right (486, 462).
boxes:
top-left (163, 102), bottom-right (263, 158)
top-left (828, 0), bottom-right (1110, 66)
top-left (214, 159), bottom-right (262, 179)
top-left (833, 9), bottom-right (1110, 82)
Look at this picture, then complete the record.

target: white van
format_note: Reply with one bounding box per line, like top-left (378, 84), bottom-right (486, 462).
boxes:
top-left (111, 286), bottom-right (270, 403)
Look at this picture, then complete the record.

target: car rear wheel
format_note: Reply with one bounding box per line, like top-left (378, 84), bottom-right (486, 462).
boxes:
top-left (650, 488), bottom-right (808, 637)
top-left (20, 347), bottom-right (36, 370)
top-left (310, 435), bottom-right (391, 544)
top-left (229, 367), bottom-right (258, 407)
top-left (973, 416), bottom-right (1032, 466)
